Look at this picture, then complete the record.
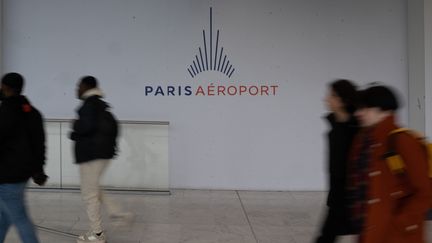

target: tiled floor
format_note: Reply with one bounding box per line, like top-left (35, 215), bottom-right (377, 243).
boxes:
top-left (3, 190), bottom-right (431, 243)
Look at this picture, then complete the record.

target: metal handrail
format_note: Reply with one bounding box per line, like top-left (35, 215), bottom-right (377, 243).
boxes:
top-left (45, 119), bottom-right (169, 125)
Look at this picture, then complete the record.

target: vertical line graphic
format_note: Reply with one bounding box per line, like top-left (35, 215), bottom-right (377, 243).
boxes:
top-left (195, 55), bottom-right (202, 72)
top-left (226, 65), bottom-right (232, 76)
top-left (223, 61), bottom-right (230, 74)
top-left (188, 8), bottom-right (235, 78)
top-left (193, 61), bottom-right (199, 74)
top-left (210, 7), bottom-right (213, 70)
top-left (218, 47), bottom-right (224, 71)
top-left (199, 48), bottom-right (204, 72)
top-left (228, 68), bottom-right (235, 78)
top-left (221, 55), bottom-right (227, 72)
top-left (190, 65), bottom-right (196, 76)
top-left (203, 30), bottom-right (208, 70)
top-left (188, 68), bottom-right (194, 78)
top-left (214, 30), bottom-right (219, 70)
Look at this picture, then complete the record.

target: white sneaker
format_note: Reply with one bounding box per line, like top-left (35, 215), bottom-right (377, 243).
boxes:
top-left (76, 231), bottom-right (106, 243)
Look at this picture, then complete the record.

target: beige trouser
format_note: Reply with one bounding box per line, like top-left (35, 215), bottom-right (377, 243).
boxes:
top-left (79, 159), bottom-right (122, 233)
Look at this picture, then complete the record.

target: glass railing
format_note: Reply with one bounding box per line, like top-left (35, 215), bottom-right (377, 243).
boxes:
top-left (29, 119), bottom-right (169, 192)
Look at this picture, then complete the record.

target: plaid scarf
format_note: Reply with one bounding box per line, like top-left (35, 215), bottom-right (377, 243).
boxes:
top-left (348, 131), bottom-right (373, 233)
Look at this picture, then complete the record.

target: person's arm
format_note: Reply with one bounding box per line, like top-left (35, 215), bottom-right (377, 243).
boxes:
top-left (30, 110), bottom-right (46, 171)
top-left (24, 109), bottom-right (47, 185)
top-left (393, 133), bottom-right (432, 232)
top-left (71, 100), bottom-right (99, 139)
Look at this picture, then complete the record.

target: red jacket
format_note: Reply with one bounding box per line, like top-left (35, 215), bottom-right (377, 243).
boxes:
top-left (349, 115), bottom-right (432, 243)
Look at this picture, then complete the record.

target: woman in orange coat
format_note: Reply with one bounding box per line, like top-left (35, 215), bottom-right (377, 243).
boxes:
top-left (348, 85), bottom-right (432, 243)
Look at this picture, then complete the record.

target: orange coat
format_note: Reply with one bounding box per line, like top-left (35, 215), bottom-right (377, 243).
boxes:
top-left (349, 115), bottom-right (432, 243)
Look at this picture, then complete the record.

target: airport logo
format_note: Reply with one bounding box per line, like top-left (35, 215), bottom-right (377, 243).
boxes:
top-left (187, 8), bottom-right (235, 78)
top-left (145, 7), bottom-right (279, 97)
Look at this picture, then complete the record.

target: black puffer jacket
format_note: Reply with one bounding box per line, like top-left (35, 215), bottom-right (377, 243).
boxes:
top-left (325, 113), bottom-right (358, 207)
top-left (70, 93), bottom-right (118, 163)
top-left (0, 95), bottom-right (45, 184)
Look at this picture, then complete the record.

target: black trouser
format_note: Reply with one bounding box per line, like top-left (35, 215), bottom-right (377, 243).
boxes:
top-left (314, 207), bottom-right (347, 243)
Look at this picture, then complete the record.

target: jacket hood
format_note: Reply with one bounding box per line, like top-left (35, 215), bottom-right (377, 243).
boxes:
top-left (81, 88), bottom-right (104, 100)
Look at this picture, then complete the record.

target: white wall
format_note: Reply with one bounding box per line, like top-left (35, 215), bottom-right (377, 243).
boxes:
top-left (408, 0), bottom-right (425, 132)
top-left (425, 0), bottom-right (432, 139)
top-left (3, 0), bottom-right (408, 190)
top-left (407, 0), bottom-right (432, 139)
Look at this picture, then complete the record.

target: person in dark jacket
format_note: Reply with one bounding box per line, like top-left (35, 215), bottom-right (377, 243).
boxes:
top-left (314, 79), bottom-right (358, 243)
top-left (0, 72), bottom-right (47, 243)
top-left (71, 76), bottom-right (131, 243)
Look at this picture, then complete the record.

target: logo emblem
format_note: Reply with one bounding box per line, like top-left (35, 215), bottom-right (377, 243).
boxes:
top-left (187, 8), bottom-right (235, 78)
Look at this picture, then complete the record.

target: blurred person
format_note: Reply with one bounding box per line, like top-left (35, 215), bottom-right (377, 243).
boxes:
top-left (70, 76), bottom-right (132, 243)
top-left (348, 85), bottom-right (432, 243)
top-left (315, 79), bottom-right (359, 243)
top-left (0, 72), bottom-right (47, 243)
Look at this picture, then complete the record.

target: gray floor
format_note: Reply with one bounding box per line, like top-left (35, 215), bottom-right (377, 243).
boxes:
top-left (3, 190), bottom-right (431, 243)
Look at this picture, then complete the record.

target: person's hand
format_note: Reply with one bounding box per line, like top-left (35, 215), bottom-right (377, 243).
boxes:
top-left (32, 172), bottom-right (48, 186)
top-left (69, 131), bottom-right (77, 140)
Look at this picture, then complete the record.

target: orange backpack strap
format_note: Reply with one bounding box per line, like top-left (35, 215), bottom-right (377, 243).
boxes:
top-left (388, 127), bottom-right (410, 136)
top-left (386, 128), bottom-right (432, 177)
top-left (384, 128), bottom-right (410, 174)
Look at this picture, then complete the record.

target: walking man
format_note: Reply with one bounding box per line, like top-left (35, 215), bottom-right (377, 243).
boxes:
top-left (71, 76), bottom-right (131, 243)
top-left (0, 72), bottom-right (47, 243)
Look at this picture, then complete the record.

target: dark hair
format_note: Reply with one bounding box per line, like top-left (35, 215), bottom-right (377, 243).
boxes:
top-left (2, 72), bottom-right (24, 94)
top-left (329, 79), bottom-right (357, 114)
top-left (80, 76), bottom-right (98, 89)
top-left (356, 85), bottom-right (399, 111)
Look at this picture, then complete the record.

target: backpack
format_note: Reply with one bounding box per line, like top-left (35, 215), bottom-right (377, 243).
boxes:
top-left (98, 107), bottom-right (119, 138)
top-left (97, 99), bottom-right (120, 141)
top-left (97, 103), bottom-right (120, 157)
top-left (384, 128), bottom-right (432, 178)
top-left (384, 128), bottom-right (432, 220)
